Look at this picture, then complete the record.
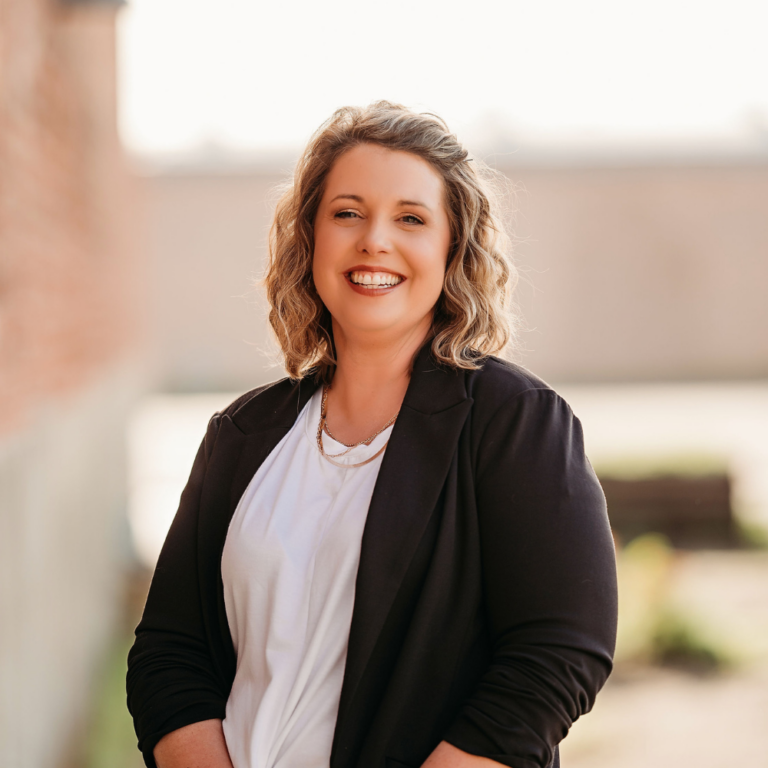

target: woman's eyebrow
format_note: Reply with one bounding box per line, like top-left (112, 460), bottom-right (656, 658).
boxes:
top-left (329, 194), bottom-right (432, 213)
top-left (398, 199), bottom-right (432, 212)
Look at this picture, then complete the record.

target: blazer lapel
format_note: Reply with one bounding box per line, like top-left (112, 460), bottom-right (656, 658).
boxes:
top-left (228, 375), bottom-right (321, 510)
top-left (335, 343), bottom-right (473, 732)
top-left (196, 375), bottom-right (321, 678)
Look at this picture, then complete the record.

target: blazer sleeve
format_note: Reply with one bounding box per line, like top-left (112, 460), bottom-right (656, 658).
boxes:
top-left (443, 388), bottom-right (618, 768)
top-left (126, 413), bottom-right (228, 768)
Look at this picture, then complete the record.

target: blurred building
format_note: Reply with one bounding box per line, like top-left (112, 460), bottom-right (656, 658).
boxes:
top-left (0, 1), bottom-right (141, 766)
top-left (136, 146), bottom-right (768, 392)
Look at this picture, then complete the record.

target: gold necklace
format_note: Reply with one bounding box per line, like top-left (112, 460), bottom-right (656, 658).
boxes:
top-left (316, 385), bottom-right (399, 468)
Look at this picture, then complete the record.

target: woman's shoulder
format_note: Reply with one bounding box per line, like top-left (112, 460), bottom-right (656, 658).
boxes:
top-left (467, 357), bottom-right (586, 464)
top-left (464, 355), bottom-right (584, 447)
top-left (469, 355), bottom-right (561, 412)
top-left (212, 374), bottom-right (319, 434)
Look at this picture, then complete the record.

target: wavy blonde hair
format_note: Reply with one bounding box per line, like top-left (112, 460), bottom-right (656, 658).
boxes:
top-left (264, 101), bottom-right (518, 382)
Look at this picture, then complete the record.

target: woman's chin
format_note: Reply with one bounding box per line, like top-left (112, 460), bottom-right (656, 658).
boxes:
top-left (332, 315), bottom-right (415, 340)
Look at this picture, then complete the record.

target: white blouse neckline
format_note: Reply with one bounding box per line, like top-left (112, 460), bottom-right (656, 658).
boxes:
top-left (302, 387), bottom-right (395, 468)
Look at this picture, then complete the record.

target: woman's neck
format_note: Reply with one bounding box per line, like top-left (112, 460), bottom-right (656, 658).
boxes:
top-left (323, 323), bottom-right (431, 445)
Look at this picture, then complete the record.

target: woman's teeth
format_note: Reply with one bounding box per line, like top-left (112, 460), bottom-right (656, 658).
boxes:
top-left (349, 271), bottom-right (403, 287)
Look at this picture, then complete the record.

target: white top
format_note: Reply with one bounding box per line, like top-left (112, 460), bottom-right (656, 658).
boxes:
top-left (221, 386), bottom-right (393, 768)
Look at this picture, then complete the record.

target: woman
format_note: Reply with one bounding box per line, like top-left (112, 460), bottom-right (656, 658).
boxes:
top-left (127, 102), bottom-right (618, 768)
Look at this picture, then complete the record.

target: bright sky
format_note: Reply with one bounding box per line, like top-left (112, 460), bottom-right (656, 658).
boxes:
top-left (118, 0), bottom-right (768, 156)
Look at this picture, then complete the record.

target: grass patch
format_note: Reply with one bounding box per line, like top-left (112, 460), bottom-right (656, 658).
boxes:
top-left (735, 519), bottom-right (768, 550)
top-left (615, 533), bottom-right (733, 674)
top-left (650, 611), bottom-right (731, 674)
top-left (83, 636), bottom-right (142, 768)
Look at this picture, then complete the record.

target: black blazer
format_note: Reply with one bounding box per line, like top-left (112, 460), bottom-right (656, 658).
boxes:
top-left (127, 342), bottom-right (618, 768)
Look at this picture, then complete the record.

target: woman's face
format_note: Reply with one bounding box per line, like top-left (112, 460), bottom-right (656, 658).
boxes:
top-left (313, 144), bottom-right (452, 347)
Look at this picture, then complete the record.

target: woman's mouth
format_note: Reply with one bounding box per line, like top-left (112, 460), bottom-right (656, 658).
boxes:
top-left (345, 269), bottom-right (405, 295)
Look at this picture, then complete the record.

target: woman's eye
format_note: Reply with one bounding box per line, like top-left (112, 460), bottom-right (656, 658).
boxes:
top-left (334, 210), bottom-right (358, 219)
top-left (401, 214), bottom-right (424, 225)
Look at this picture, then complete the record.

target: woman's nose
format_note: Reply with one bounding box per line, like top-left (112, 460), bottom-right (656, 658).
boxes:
top-left (357, 218), bottom-right (391, 255)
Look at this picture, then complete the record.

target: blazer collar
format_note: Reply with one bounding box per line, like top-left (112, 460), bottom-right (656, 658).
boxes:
top-left (399, 336), bottom-right (470, 414)
top-left (230, 337), bottom-right (469, 434)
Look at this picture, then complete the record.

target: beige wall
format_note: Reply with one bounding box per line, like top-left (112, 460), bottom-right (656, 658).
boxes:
top-left (512, 163), bottom-right (768, 382)
top-left (140, 171), bottom-right (279, 390)
top-left (140, 157), bottom-right (768, 390)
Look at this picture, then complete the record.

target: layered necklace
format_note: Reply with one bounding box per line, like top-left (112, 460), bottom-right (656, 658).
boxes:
top-left (316, 384), bottom-right (399, 468)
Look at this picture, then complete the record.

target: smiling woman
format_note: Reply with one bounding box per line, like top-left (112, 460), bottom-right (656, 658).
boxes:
top-left (266, 103), bottom-right (516, 388)
top-left (127, 102), bottom-right (618, 768)
top-left (312, 146), bottom-right (452, 380)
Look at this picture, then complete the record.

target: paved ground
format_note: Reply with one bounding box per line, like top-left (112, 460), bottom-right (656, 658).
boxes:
top-left (560, 664), bottom-right (768, 768)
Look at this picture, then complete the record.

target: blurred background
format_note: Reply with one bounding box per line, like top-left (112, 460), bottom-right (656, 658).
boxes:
top-left (1, 0), bottom-right (767, 766)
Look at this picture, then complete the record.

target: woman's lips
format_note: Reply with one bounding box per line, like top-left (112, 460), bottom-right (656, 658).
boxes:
top-left (344, 272), bottom-right (405, 296)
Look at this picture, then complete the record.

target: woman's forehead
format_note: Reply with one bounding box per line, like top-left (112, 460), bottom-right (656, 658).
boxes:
top-left (324, 144), bottom-right (446, 206)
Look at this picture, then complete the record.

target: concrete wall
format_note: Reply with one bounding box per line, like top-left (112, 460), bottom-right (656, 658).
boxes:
top-left (0, 366), bottom-right (139, 768)
top-left (138, 155), bottom-right (768, 392)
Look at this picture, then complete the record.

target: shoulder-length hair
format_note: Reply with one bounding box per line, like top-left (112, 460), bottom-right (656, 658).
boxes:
top-left (263, 101), bottom-right (518, 382)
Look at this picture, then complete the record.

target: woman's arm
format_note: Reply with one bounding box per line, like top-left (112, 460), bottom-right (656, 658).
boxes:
top-left (153, 720), bottom-right (234, 768)
top-left (443, 387), bottom-right (618, 768)
top-left (127, 414), bottom-right (232, 768)
top-left (422, 741), bottom-right (506, 767)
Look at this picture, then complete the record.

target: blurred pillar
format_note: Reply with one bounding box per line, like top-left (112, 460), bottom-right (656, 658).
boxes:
top-left (0, 1), bottom-right (144, 766)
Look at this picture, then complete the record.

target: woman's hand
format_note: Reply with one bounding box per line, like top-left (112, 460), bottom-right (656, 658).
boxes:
top-left (154, 719), bottom-right (234, 768)
top-left (422, 741), bottom-right (506, 767)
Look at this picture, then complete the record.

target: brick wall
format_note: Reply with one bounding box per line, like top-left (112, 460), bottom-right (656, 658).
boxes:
top-left (0, 0), bottom-right (138, 434)
top-left (0, 2), bottom-right (142, 766)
